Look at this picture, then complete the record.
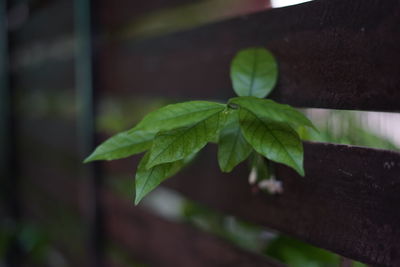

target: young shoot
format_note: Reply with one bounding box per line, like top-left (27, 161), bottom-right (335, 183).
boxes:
top-left (84, 47), bottom-right (317, 204)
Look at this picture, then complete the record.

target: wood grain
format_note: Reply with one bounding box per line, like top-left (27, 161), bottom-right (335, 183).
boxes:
top-left (103, 191), bottom-right (285, 267)
top-left (96, 0), bottom-right (270, 33)
top-left (9, 0), bottom-right (400, 265)
top-left (23, 160), bottom-right (285, 267)
top-left (18, 117), bottom-right (400, 265)
top-left (164, 142), bottom-right (400, 266)
top-left (12, 0), bottom-right (400, 111)
top-left (98, 0), bottom-right (400, 111)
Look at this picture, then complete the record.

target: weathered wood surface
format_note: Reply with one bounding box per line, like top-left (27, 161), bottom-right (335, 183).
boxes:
top-left (165, 142), bottom-right (400, 266)
top-left (96, 0), bottom-right (200, 32)
top-left (18, 117), bottom-right (400, 266)
top-left (9, 0), bottom-right (400, 265)
top-left (103, 191), bottom-right (285, 267)
top-left (12, 0), bottom-right (400, 111)
top-left (96, 0), bottom-right (270, 37)
top-left (98, 0), bottom-right (400, 111)
top-left (22, 151), bottom-right (284, 267)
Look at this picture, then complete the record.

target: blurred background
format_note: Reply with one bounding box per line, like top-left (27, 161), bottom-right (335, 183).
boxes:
top-left (1, 0), bottom-right (399, 266)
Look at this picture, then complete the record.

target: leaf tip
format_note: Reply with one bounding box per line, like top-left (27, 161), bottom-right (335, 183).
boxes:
top-left (219, 164), bottom-right (234, 173)
top-left (134, 188), bottom-right (147, 205)
top-left (83, 154), bottom-right (95, 164)
top-left (297, 167), bottom-right (305, 177)
top-left (134, 196), bottom-right (142, 206)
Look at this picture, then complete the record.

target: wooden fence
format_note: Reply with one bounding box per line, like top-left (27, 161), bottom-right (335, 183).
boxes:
top-left (2, 0), bottom-right (400, 266)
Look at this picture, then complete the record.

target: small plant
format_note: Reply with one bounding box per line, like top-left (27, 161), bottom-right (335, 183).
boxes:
top-left (84, 47), bottom-right (316, 204)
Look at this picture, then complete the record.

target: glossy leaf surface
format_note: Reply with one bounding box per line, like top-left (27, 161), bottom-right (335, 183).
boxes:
top-left (146, 112), bottom-right (225, 169)
top-left (84, 129), bottom-right (153, 163)
top-left (85, 101), bottom-right (225, 163)
top-left (218, 110), bottom-right (252, 172)
top-left (231, 96), bottom-right (316, 130)
top-left (136, 101), bottom-right (225, 132)
top-left (239, 108), bottom-right (304, 176)
top-left (135, 153), bottom-right (184, 205)
top-left (230, 48), bottom-right (278, 98)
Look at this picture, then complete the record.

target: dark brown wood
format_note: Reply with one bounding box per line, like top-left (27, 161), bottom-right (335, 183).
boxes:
top-left (340, 257), bottom-right (354, 267)
top-left (98, 0), bottom-right (400, 111)
top-left (23, 160), bottom-right (285, 267)
top-left (103, 191), bottom-right (285, 267)
top-left (17, 113), bottom-right (283, 267)
top-left (10, 0), bottom-right (271, 92)
top-left (9, 0), bottom-right (400, 265)
top-left (165, 142), bottom-right (400, 266)
top-left (96, 0), bottom-right (197, 32)
top-left (13, 0), bottom-right (400, 111)
top-left (17, 117), bottom-right (400, 266)
top-left (96, 0), bottom-right (270, 34)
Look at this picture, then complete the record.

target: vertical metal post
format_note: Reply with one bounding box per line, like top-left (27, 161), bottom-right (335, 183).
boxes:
top-left (1, 0), bottom-right (22, 266)
top-left (74, 0), bottom-right (104, 266)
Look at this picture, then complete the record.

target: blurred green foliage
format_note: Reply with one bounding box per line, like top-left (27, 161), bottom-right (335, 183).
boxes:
top-left (265, 235), bottom-right (366, 267)
top-left (0, 221), bottom-right (49, 266)
top-left (299, 110), bottom-right (398, 151)
top-left (182, 201), bottom-right (268, 252)
top-left (107, 242), bottom-right (148, 267)
top-left (182, 200), bottom-right (367, 267)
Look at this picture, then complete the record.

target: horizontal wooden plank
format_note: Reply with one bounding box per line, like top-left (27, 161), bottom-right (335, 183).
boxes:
top-left (24, 159), bottom-right (285, 267)
top-left (10, 0), bottom-right (269, 91)
top-left (164, 142), bottom-right (400, 266)
top-left (13, 0), bottom-right (400, 112)
top-left (103, 192), bottom-right (285, 267)
top-left (17, 117), bottom-right (400, 265)
top-left (97, 0), bottom-right (400, 111)
top-left (96, 0), bottom-right (270, 32)
top-left (96, 0), bottom-right (198, 31)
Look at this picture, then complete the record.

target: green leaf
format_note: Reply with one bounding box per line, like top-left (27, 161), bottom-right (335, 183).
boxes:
top-left (218, 110), bottom-right (252, 172)
top-left (230, 96), bottom-right (317, 131)
top-left (146, 112), bottom-right (225, 169)
top-left (135, 153), bottom-right (184, 205)
top-left (239, 108), bottom-right (304, 176)
top-left (230, 48), bottom-right (278, 98)
top-left (136, 101), bottom-right (225, 132)
top-left (84, 101), bottom-right (225, 163)
top-left (84, 129), bottom-right (154, 163)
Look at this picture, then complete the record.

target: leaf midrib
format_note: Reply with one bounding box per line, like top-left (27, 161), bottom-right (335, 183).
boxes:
top-left (91, 134), bottom-right (152, 159)
top-left (241, 107), bottom-right (299, 171)
top-left (138, 105), bottom-right (224, 130)
top-left (148, 112), bottom-right (221, 167)
top-left (232, 97), bottom-right (314, 130)
top-left (248, 49), bottom-right (259, 96)
top-left (225, 126), bottom-right (243, 170)
top-left (136, 166), bottom-right (156, 204)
